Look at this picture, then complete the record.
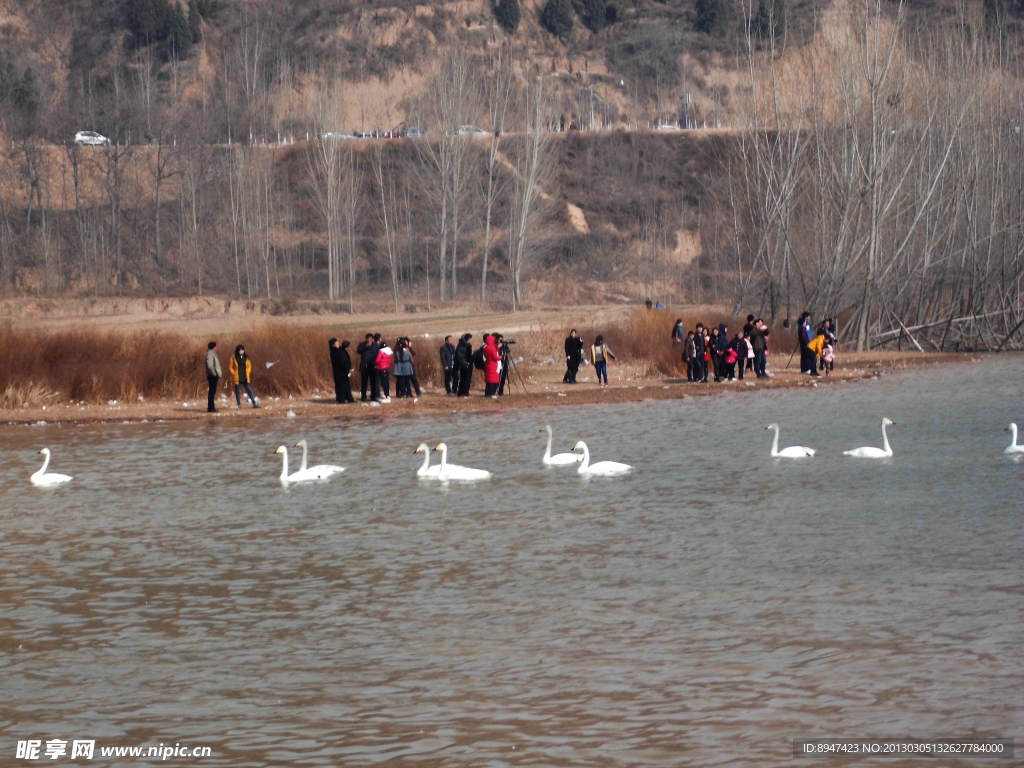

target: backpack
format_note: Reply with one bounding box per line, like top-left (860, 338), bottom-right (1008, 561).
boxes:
top-left (473, 346), bottom-right (486, 370)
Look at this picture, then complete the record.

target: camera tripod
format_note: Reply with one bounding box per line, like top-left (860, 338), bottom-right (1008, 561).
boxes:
top-left (498, 344), bottom-right (528, 395)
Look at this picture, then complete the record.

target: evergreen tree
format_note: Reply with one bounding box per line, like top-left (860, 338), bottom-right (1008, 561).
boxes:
top-left (494, 0), bottom-right (521, 33)
top-left (754, 0), bottom-right (786, 42)
top-left (542, 0), bottom-right (575, 38)
top-left (188, 0), bottom-right (203, 43)
top-left (574, 0), bottom-right (608, 32)
top-left (13, 67), bottom-right (39, 113)
top-left (983, 0), bottom-right (1006, 38)
top-left (695, 0), bottom-right (728, 36)
top-left (165, 1), bottom-right (193, 58)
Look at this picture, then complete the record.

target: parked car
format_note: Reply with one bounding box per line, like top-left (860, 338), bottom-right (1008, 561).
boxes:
top-left (456, 125), bottom-right (487, 135)
top-left (74, 131), bottom-right (110, 146)
top-left (322, 131), bottom-right (356, 140)
top-left (405, 127), bottom-right (430, 138)
top-left (656, 124), bottom-right (680, 131)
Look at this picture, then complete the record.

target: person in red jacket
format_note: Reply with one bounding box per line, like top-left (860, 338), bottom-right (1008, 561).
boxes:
top-left (375, 340), bottom-right (394, 402)
top-left (483, 333), bottom-right (501, 398)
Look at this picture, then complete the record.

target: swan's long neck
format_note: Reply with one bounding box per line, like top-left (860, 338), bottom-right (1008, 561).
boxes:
top-left (881, 422), bottom-right (892, 455)
top-left (544, 428), bottom-right (553, 460)
top-left (438, 445), bottom-right (447, 474)
top-left (36, 451), bottom-right (50, 477)
top-left (279, 447), bottom-right (290, 481)
top-left (770, 425), bottom-right (780, 457)
top-left (418, 447), bottom-right (430, 473)
top-left (577, 443), bottom-right (590, 471)
top-left (299, 441), bottom-right (308, 472)
top-left (1011, 424), bottom-right (1019, 448)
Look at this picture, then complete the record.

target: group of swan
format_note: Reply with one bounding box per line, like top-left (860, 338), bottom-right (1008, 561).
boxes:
top-left (275, 440), bottom-right (345, 485)
top-left (24, 420), bottom-right (1023, 487)
top-left (766, 418), bottom-right (896, 459)
top-left (412, 426), bottom-right (633, 480)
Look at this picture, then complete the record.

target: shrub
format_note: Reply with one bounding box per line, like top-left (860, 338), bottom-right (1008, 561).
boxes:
top-left (754, 0), bottom-right (787, 41)
top-left (494, 0), bottom-right (521, 33)
top-left (573, 0), bottom-right (608, 32)
top-left (541, 0), bottom-right (575, 39)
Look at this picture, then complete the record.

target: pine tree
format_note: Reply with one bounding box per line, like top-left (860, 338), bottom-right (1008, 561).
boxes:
top-left (494, 0), bottom-right (521, 33)
top-left (574, 0), bottom-right (608, 32)
top-left (542, 0), bottom-right (575, 38)
top-left (695, 0), bottom-right (728, 36)
top-left (754, 0), bottom-right (786, 42)
top-left (165, 1), bottom-right (193, 58)
top-left (188, 0), bottom-right (203, 43)
top-left (984, 0), bottom-right (1006, 38)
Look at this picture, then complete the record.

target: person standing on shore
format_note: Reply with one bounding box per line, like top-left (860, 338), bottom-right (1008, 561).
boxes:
top-left (672, 318), bottom-right (684, 345)
top-left (329, 338), bottom-right (354, 403)
top-left (684, 331), bottom-right (696, 381)
top-left (692, 323), bottom-right (706, 382)
top-left (440, 335), bottom-right (457, 395)
top-left (563, 329), bottom-right (583, 384)
top-left (749, 320), bottom-right (767, 378)
top-left (357, 333), bottom-right (380, 401)
top-left (228, 344), bottom-right (259, 409)
top-left (393, 339), bottom-right (414, 398)
top-left (483, 334), bottom-right (501, 397)
top-left (205, 341), bottom-right (222, 413)
top-left (376, 339), bottom-right (394, 402)
top-left (404, 337), bottom-right (423, 396)
top-left (591, 335), bottom-right (616, 387)
top-left (456, 333), bottom-right (474, 397)
top-left (798, 312), bottom-right (819, 376)
top-left (708, 326), bottom-right (723, 382)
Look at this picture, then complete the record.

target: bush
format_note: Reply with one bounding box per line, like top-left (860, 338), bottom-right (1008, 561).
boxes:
top-left (754, 0), bottom-right (787, 41)
top-left (541, 0), bottom-right (575, 39)
top-left (494, 0), bottom-right (521, 33)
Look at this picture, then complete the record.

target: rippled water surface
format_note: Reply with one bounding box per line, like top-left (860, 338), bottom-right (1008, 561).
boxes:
top-left (2, 358), bottom-right (1022, 766)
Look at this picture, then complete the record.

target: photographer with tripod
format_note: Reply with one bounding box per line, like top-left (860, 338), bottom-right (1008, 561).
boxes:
top-left (483, 333), bottom-right (501, 397)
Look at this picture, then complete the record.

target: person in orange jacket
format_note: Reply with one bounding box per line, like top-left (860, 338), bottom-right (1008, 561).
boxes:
top-left (228, 344), bottom-right (259, 409)
top-left (483, 333), bottom-right (501, 397)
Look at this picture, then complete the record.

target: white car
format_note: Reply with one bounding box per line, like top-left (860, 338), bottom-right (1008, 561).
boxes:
top-left (322, 132), bottom-right (356, 140)
top-left (74, 131), bottom-right (110, 146)
top-left (456, 125), bottom-right (487, 135)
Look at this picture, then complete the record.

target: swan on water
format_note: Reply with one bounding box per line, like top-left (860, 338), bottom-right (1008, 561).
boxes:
top-left (275, 445), bottom-right (342, 485)
top-left (293, 440), bottom-right (345, 478)
top-left (1005, 423), bottom-right (1024, 454)
top-left (765, 423), bottom-right (816, 458)
top-left (31, 448), bottom-right (73, 486)
top-left (433, 443), bottom-right (492, 481)
top-left (572, 441), bottom-right (632, 476)
top-left (843, 418), bottom-right (895, 458)
top-left (414, 443), bottom-right (442, 477)
top-left (540, 425), bottom-right (583, 466)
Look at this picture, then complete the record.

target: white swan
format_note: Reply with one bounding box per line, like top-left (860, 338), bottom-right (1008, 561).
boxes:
top-left (572, 441), bottom-right (633, 476)
top-left (433, 443), bottom-right (492, 481)
top-left (31, 448), bottom-right (73, 486)
top-left (843, 418), bottom-right (895, 458)
top-left (293, 440), bottom-right (345, 477)
top-left (1005, 423), bottom-right (1024, 454)
top-left (541, 425), bottom-right (583, 466)
top-left (275, 445), bottom-right (342, 485)
top-left (765, 423), bottom-right (816, 458)
top-left (414, 443), bottom-right (442, 477)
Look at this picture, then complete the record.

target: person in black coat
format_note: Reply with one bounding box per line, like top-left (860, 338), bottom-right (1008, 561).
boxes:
top-left (563, 329), bottom-right (584, 383)
top-left (329, 338), bottom-right (354, 403)
top-left (455, 333), bottom-right (474, 397)
top-left (356, 333), bottom-right (381, 401)
top-left (692, 323), bottom-right (706, 382)
top-left (440, 335), bottom-right (458, 395)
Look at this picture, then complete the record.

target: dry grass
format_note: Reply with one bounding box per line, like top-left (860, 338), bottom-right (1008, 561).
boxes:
top-left (0, 310), bottom-right (798, 408)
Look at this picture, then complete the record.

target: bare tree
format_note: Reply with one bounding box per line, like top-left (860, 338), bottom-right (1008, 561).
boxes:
top-left (371, 143), bottom-right (400, 312)
top-left (480, 41), bottom-right (516, 301)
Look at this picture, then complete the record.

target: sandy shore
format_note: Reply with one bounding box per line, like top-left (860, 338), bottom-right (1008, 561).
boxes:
top-left (3, 350), bottom-right (972, 426)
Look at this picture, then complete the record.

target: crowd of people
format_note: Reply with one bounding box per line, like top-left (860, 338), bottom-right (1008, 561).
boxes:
top-left (200, 313), bottom-right (837, 413)
top-left (671, 312), bottom-right (837, 383)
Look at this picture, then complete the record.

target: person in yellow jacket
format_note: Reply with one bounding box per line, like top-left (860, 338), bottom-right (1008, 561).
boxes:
top-left (807, 333), bottom-right (826, 360)
top-left (228, 344), bottom-right (259, 409)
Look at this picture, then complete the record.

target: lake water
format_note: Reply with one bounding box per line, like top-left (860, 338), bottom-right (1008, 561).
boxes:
top-left (1, 357), bottom-right (1021, 766)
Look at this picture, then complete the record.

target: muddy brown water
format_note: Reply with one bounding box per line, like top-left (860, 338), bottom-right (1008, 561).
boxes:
top-left (1, 358), bottom-right (1021, 766)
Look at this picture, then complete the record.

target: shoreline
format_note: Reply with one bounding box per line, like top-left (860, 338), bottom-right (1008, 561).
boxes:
top-left (3, 351), bottom-right (978, 427)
